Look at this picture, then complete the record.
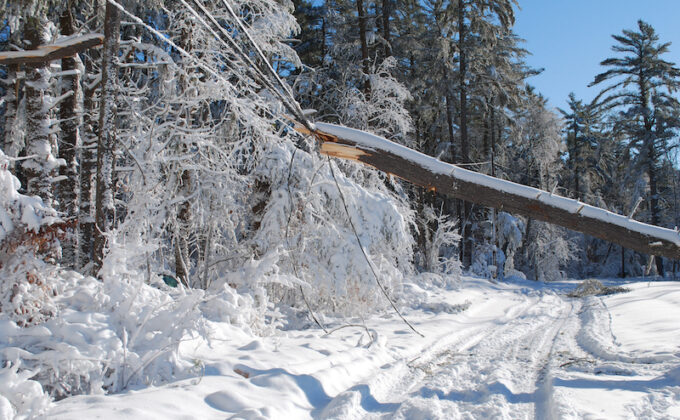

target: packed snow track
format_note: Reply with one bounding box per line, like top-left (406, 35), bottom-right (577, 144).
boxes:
top-left (47, 277), bottom-right (680, 419)
top-left (319, 288), bottom-right (575, 419)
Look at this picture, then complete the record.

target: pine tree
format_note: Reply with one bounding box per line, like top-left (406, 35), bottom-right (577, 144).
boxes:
top-left (452, 0), bottom-right (518, 268)
top-left (590, 20), bottom-right (680, 276)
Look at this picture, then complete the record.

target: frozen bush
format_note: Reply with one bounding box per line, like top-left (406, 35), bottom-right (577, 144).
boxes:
top-left (252, 139), bottom-right (416, 315)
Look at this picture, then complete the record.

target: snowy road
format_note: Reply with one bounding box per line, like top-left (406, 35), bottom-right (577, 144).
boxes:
top-left (319, 289), bottom-right (576, 419)
top-left (47, 278), bottom-right (680, 419)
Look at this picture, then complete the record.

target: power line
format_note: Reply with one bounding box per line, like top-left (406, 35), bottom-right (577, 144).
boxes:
top-left (328, 157), bottom-right (424, 337)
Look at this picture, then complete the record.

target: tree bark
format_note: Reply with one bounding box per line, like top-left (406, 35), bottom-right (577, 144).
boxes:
top-left (572, 124), bottom-right (580, 198)
top-left (94, 1), bottom-right (121, 273)
top-left (79, 47), bottom-right (100, 272)
top-left (58, 8), bottom-right (82, 267)
top-left (445, 91), bottom-right (456, 163)
top-left (305, 122), bottom-right (680, 260)
top-left (457, 0), bottom-right (472, 268)
top-left (357, 0), bottom-right (371, 95)
top-left (382, 0), bottom-right (391, 57)
top-left (23, 16), bottom-right (55, 206)
top-left (648, 154), bottom-right (665, 275)
top-left (2, 63), bottom-right (21, 166)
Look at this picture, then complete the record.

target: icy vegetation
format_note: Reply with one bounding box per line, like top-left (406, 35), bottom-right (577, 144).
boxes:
top-left (0, 119), bottom-right (423, 419)
top-left (2, 0), bottom-right (680, 418)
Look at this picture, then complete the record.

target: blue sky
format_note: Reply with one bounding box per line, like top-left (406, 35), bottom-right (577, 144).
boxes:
top-left (513, 0), bottom-right (680, 112)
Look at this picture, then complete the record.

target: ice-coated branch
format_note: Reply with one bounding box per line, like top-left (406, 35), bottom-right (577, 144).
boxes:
top-left (0, 34), bottom-right (104, 65)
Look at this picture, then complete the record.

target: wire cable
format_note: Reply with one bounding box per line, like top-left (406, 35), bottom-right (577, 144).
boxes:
top-left (327, 157), bottom-right (424, 337)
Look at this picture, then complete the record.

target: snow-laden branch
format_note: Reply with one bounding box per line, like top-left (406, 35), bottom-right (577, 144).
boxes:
top-left (0, 34), bottom-right (104, 65)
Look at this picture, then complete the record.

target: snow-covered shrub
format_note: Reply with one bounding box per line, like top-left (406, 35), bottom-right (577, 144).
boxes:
top-left (201, 248), bottom-right (302, 335)
top-left (496, 212), bottom-right (523, 272)
top-left (252, 139), bottom-right (416, 315)
top-left (416, 205), bottom-right (461, 277)
top-left (473, 211), bottom-right (525, 279)
top-left (0, 150), bottom-right (210, 415)
top-left (1, 269), bottom-right (206, 403)
top-left (523, 221), bottom-right (575, 281)
top-left (471, 242), bottom-right (505, 280)
top-left (0, 359), bottom-right (50, 420)
top-left (0, 149), bottom-right (61, 327)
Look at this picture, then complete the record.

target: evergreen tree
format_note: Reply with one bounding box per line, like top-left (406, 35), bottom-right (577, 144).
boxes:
top-left (590, 20), bottom-right (680, 276)
top-left (450, 0), bottom-right (518, 267)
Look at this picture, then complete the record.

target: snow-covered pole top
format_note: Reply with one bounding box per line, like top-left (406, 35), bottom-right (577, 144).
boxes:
top-left (301, 122), bottom-right (680, 260)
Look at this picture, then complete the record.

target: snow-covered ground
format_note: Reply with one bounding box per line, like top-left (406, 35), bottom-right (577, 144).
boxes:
top-left (46, 277), bottom-right (680, 419)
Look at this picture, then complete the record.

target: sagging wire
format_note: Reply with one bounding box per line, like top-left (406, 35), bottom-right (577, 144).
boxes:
top-left (179, 1), bottom-right (327, 330)
top-left (190, 0), bottom-right (422, 336)
top-left (217, 0), bottom-right (310, 128)
top-left (110, 0), bottom-right (422, 337)
top-left (108, 0), bottom-right (295, 134)
top-left (181, 0), bottom-right (422, 335)
top-left (182, 0), bottom-right (307, 127)
top-left (327, 156), bottom-right (424, 338)
top-left (285, 147), bottom-right (328, 332)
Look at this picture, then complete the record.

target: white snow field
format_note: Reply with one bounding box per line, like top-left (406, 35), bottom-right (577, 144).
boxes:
top-left (46, 277), bottom-right (680, 419)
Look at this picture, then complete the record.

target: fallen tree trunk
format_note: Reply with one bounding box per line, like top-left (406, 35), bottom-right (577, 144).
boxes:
top-left (303, 122), bottom-right (680, 260)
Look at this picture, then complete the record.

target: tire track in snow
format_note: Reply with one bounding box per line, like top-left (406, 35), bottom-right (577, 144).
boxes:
top-left (318, 291), bottom-right (574, 419)
top-left (548, 294), bottom-right (680, 418)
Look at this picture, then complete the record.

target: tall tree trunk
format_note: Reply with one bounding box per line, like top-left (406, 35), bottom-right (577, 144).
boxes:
top-left (23, 16), bottom-right (55, 206)
top-left (572, 126), bottom-right (580, 199)
top-left (173, 22), bottom-right (199, 287)
top-left (94, 2), bottom-right (121, 274)
top-left (638, 76), bottom-right (664, 275)
top-left (445, 91), bottom-right (456, 163)
top-left (648, 155), bottom-right (664, 276)
top-left (357, 0), bottom-right (371, 95)
top-left (457, 1), bottom-right (469, 166)
top-left (620, 246), bottom-right (626, 278)
top-left (382, 0), bottom-right (391, 57)
top-left (457, 0), bottom-right (472, 268)
top-left (321, 17), bottom-right (326, 61)
top-left (490, 105), bottom-right (499, 278)
top-left (445, 89), bottom-right (463, 260)
top-left (58, 8), bottom-right (82, 267)
top-left (79, 49), bottom-right (100, 272)
top-left (2, 63), bottom-right (22, 165)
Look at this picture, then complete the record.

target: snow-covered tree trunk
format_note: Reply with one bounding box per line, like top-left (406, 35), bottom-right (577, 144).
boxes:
top-left (308, 122), bottom-right (680, 260)
top-left (357, 0), bottom-right (371, 95)
top-left (57, 8), bottom-right (82, 267)
top-left (78, 49), bottom-right (99, 272)
top-left (2, 64), bottom-right (24, 165)
top-left (173, 23), bottom-right (197, 288)
top-left (381, 0), bottom-right (391, 57)
top-left (456, 0), bottom-right (472, 269)
top-left (23, 16), bottom-right (56, 206)
top-left (94, 2), bottom-right (121, 273)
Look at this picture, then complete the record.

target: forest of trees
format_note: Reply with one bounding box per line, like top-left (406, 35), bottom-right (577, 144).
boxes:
top-left (2, 0), bottom-right (680, 314)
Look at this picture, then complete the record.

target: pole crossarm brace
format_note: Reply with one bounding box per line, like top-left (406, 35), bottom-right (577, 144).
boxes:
top-left (299, 122), bottom-right (680, 260)
top-left (0, 34), bottom-right (104, 65)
